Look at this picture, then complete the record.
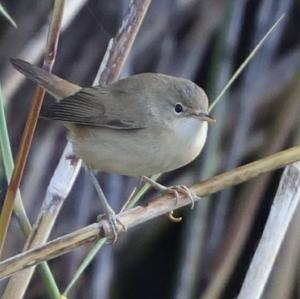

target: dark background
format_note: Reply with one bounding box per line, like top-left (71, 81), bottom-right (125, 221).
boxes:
top-left (0, 0), bottom-right (300, 298)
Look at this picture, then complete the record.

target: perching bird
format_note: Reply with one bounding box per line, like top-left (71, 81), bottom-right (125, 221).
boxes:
top-left (11, 58), bottom-right (214, 240)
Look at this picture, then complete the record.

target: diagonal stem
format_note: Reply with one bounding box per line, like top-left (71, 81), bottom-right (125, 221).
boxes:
top-left (0, 0), bottom-right (65, 257)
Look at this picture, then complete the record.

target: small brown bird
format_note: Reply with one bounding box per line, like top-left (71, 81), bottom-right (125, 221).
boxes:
top-left (11, 58), bottom-right (214, 240)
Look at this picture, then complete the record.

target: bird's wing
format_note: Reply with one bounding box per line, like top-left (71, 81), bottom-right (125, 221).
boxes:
top-left (41, 87), bottom-right (147, 130)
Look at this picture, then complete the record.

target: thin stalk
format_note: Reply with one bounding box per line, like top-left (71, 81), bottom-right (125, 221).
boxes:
top-left (63, 239), bottom-right (107, 296)
top-left (0, 0), bottom-right (65, 257)
top-left (0, 85), bottom-right (60, 298)
top-left (209, 14), bottom-right (285, 112)
top-left (0, 4), bottom-right (17, 28)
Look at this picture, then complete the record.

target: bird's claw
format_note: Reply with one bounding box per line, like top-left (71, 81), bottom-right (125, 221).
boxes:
top-left (98, 208), bottom-right (127, 243)
top-left (140, 177), bottom-right (199, 222)
top-left (164, 185), bottom-right (198, 209)
top-left (168, 210), bottom-right (183, 223)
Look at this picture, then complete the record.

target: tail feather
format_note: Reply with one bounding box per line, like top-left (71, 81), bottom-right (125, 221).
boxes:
top-left (10, 58), bottom-right (81, 100)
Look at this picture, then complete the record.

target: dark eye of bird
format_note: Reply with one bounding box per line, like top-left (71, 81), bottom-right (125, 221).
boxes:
top-left (174, 103), bottom-right (183, 114)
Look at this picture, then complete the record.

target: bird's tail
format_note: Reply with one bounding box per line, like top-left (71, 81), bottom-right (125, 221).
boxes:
top-left (10, 58), bottom-right (81, 100)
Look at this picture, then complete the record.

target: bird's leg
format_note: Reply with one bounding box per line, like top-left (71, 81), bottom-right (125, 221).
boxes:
top-left (141, 176), bottom-right (200, 209)
top-left (88, 171), bottom-right (126, 242)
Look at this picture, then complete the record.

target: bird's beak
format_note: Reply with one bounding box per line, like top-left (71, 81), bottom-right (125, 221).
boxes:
top-left (193, 111), bottom-right (216, 123)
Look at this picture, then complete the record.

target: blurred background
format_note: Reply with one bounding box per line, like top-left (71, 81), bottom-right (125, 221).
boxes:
top-left (0, 0), bottom-right (300, 298)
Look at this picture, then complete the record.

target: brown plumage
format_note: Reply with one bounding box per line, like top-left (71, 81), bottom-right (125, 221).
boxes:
top-left (11, 58), bottom-right (213, 176)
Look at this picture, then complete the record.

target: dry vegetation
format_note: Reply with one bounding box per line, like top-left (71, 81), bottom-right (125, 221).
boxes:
top-left (0, 0), bottom-right (300, 299)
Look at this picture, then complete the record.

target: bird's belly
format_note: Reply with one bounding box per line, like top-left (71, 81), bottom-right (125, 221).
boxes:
top-left (69, 122), bottom-right (207, 176)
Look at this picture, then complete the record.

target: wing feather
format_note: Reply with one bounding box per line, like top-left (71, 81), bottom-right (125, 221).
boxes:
top-left (41, 87), bottom-right (146, 130)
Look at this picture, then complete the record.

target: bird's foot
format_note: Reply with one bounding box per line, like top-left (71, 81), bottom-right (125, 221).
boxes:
top-left (161, 184), bottom-right (199, 208)
top-left (141, 176), bottom-right (198, 208)
top-left (141, 176), bottom-right (200, 222)
top-left (97, 207), bottom-right (127, 243)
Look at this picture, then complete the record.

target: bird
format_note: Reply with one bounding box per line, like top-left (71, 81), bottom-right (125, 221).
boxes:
top-left (10, 58), bottom-right (214, 240)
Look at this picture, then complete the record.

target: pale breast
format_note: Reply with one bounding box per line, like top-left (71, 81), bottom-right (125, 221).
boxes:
top-left (68, 120), bottom-right (207, 177)
top-left (158, 118), bottom-right (208, 172)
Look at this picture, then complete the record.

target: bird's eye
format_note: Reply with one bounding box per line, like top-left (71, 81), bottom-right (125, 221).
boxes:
top-left (174, 103), bottom-right (183, 114)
